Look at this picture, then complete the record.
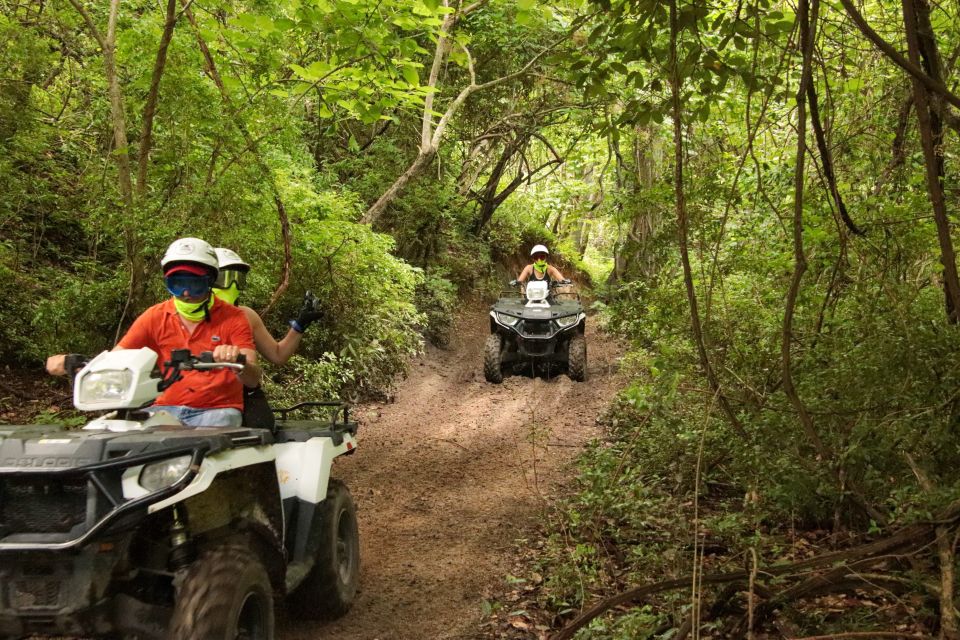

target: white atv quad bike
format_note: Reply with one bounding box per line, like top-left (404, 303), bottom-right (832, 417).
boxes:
top-left (485, 279), bottom-right (587, 383)
top-left (0, 348), bottom-right (359, 640)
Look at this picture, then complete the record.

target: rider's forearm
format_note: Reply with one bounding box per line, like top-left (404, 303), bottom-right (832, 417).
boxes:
top-left (256, 330), bottom-right (302, 366)
top-left (46, 354), bottom-right (67, 376)
top-left (273, 329), bottom-right (303, 365)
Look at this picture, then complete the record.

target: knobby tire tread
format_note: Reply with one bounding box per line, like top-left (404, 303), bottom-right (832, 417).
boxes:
top-left (484, 334), bottom-right (504, 383)
top-left (568, 334), bottom-right (587, 382)
top-left (168, 544), bottom-right (274, 640)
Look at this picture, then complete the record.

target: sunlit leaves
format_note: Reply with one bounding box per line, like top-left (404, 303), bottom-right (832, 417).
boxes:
top-left (559, 0), bottom-right (798, 129)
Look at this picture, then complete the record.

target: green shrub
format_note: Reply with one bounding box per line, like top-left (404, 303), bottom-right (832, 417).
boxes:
top-left (415, 269), bottom-right (458, 347)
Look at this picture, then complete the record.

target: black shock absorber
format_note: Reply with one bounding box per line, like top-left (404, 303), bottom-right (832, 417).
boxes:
top-left (168, 505), bottom-right (195, 569)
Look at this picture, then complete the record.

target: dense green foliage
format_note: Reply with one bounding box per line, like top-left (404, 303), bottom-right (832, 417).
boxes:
top-left (0, 0), bottom-right (583, 396)
top-left (509, 0), bottom-right (960, 635)
top-left (3, 0), bottom-right (960, 634)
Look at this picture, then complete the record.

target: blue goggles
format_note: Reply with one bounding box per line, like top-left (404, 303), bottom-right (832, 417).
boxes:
top-left (165, 274), bottom-right (213, 299)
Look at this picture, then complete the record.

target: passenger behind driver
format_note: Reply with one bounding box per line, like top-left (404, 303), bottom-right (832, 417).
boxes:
top-left (212, 248), bottom-right (323, 429)
top-left (212, 248), bottom-right (323, 365)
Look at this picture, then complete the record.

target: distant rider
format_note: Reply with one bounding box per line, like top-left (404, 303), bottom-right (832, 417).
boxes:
top-left (515, 244), bottom-right (565, 286)
top-left (46, 237), bottom-right (261, 427)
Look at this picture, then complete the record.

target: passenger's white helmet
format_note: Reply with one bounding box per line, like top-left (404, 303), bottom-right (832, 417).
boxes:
top-left (530, 244), bottom-right (549, 256)
top-left (215, 247), bottom-right (250, 272)
top-left (161, 237), bottom-right (219, 276)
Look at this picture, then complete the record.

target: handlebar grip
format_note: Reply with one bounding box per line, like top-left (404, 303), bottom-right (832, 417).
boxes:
top-left (197, 351), bottom-right (215, 363)
top-left (236, 353), bottom-right (247, 365)
top-left (63, 354), bottom-right (89, 376)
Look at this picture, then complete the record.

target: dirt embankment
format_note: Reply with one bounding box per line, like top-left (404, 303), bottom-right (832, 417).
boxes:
top-left (280, 308), bottom-right (624, 640)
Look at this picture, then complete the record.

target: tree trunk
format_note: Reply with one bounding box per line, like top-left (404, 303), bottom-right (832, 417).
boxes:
top-left (136, 0), bottom-right (179, 197)
top-left (99, 0), bottom-right (133, 208)
top-left (902, 0), bottom-right (960, 322)
top-left (359, 4), bottom-right (572, 225)
top-left (363, 149), bottom-right (438, 226)
top-left (669, 0), bottom-right (748, 441)
top-left (183, 3), bottom-right (292, 315)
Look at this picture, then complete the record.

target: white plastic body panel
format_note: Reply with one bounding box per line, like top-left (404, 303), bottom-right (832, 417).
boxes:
top-left (145, 446), bottom-right (277, 513)
top-left (74, 348), bottom-right (161, 411)
top-left (83, 410), bottom-right (181, 432)
top-left (135, 432), bottom-right (357, 511)
top-left (274, 433), bottom-right (357, 504)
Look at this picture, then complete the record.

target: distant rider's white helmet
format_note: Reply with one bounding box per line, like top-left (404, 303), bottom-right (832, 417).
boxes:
top-left (215, 247), bottom-right (250, 273)
top-left (530, 244), bottom-right (549, 257)
top-left (161, 237), bottom-right (219, 277)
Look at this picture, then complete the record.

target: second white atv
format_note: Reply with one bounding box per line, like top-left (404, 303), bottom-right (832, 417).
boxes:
top-left (0, 348), bottom-right (359, 639)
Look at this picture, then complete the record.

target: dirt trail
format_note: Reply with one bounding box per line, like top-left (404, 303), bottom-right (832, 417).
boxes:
top-left (280, 309), bottom-right (624, 640)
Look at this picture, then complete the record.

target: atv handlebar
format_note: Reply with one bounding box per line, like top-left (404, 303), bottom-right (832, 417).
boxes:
top-left (159, 350), bottom-right (246, 390)
top-left (63, 353), bottom-right (90, 377)
top-left (187, 351), bottom-right (246, 371)
top-left (508, 279), bottom-right (573, 288)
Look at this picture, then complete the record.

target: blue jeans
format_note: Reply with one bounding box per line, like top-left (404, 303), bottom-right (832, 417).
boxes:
top-left (150, 405), bottom-right (242, 428)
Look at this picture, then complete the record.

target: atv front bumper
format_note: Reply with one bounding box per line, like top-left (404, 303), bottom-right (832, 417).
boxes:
top-left (0, 545), bottom-right (168, 639)
top-left (501, 336), bottom-right (568, 361)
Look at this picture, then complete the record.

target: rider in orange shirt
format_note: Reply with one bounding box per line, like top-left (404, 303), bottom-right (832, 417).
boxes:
top-left (47, 238), bottom-right (261, 427)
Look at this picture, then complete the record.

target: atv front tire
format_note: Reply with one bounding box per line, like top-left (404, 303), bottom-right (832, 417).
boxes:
top-left (168, 544), bottom-right (274, 640)
top-left (568, 334), bottom-right (587, 382)
top-left (484, 334), bottom-right (504, 383)
top-left (288, 479), bottom-right (360, 620)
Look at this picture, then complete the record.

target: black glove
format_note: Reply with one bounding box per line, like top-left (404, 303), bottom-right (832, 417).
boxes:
top-left (290, 290), bottom-right (323, 333)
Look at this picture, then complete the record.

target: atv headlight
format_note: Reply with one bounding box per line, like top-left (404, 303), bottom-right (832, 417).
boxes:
top-left (78, 369), bottom-right (133, 406)
top-left (555, 315), bottom-right (579, 328)
top-left (139, 455), bottom-right (192, 491)
top-left (496, 312), bottom-right (520, 327)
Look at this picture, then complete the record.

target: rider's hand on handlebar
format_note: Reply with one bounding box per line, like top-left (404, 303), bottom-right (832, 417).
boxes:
top-left (46, 354), bottom-right (68, 376)
top-left (212, 345), bottom-right (244, 364)
top-left (509, 279), bottom-right (519, 287)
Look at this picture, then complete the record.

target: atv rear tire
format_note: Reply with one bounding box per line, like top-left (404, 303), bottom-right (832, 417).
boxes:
top-left (168, 544), bottom-right (274, 640)
top-left (568, 334), bottom-right (587, 382)
top-left (484, 334), bottom-right (504, 383)
top-left (288, 479), bottom-right (360, 620)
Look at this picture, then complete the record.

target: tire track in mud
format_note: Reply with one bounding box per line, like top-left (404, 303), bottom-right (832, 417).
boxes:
top-left (279, 309), bottom-right (624, 640)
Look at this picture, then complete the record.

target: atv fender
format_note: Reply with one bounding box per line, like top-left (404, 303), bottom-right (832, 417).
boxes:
top-left (274, 436), bottom-right (355, 504)
top-left (273, 437), bottom-right (355, 578)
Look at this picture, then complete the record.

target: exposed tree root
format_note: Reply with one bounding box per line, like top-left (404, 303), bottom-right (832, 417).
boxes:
top-left (552, 502), bottom-right (960, 640)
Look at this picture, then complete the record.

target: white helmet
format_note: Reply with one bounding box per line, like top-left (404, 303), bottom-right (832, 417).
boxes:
top-left (215, 247), bottom-right (250, 272)
top-left (530, 244), bottom-right (549, 256)
top-left (161, 237), bottom-right (219, 276)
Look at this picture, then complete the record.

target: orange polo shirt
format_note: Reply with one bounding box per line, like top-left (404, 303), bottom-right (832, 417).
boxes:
top-left (117, 298), bottom-right (254, 410)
